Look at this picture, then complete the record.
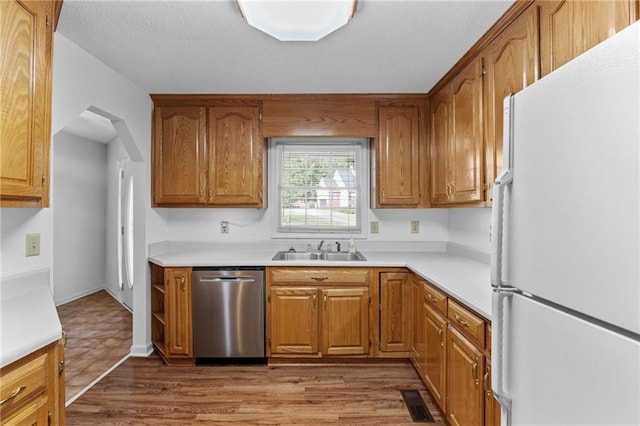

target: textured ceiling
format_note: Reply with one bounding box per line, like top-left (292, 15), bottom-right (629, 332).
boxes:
top-left (57, 0), bottom-right (514, 95)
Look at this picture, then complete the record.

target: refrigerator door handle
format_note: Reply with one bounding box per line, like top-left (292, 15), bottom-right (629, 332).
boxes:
top-left (490, 168), bottom-right (512, 287)
top-left (492, 288), bottom-right (516, 426)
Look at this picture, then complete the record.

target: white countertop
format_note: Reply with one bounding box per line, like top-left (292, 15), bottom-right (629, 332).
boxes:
top-left (0, 269), bottom-right (62, 368)
top-left (148, 243), bottom-right (492, 320)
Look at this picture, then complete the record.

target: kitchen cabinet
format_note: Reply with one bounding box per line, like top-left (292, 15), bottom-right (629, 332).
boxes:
top-left (152, 103), bottom-right (265, 207)
top-left (484, 360), bottom-right (502, 426)
top-left (538, 0), bottom-right (638, 77)
top-left (267, 267), bottom-right (371, 358)
top-left (422, 282), bottom-right (448, 413)
top-left (374, 103), bottom-right (427, 208)
top-left (446, 326), bottom-right (485, 426)
top-left (0, 0), bottom-right (54, 207)
top-left (430, 58), bottom-right (484, 206)
top-left (378, 271), bottom-right (411, 353)
top-left (0, 340), bottom-right (64, 425)
top-left (483, 6), bottom-right (539, 203)
top-left (409, 276), bottom-right (425, 372)
top-left (150, 263), bottom-right (193, 364)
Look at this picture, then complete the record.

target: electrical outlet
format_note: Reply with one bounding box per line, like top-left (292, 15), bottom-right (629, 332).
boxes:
top-left (26, 234), bottom-right (40, 257)
top-left (221, 221), bottom-right (229, 234)
top-left (411, 221), bottom-right (419, 234)
top-left (370, 221), bottom-right (379, 234)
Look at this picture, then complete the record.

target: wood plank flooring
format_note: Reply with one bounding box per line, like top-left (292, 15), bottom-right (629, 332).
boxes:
top-left (65, 355), bottom-right (446, 425)
top-left (57, 290), bottom-right (132, 401)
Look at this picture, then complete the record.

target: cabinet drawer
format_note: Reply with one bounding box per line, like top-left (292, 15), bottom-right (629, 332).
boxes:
top-left (0, 352), bottom-right (48, 414)
top-left (423, 281), bottom-right (447, 315)
top-left (268, 268), bottom-right (370, 286)
top-left (447, 299), bottom-right (486, 348)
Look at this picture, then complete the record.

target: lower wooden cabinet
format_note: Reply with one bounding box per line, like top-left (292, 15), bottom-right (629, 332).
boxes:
top-left (484, 360), bottom-right (502, 426)
top-left (379, 271), bottom-right (412, 354)
top-left (267, 267), bottom-right (371, 358)
top-left (150, 263), bottom-right (193, 364)
top-left (0, 340), bottom-right (65, 426)
top-left (446, 326), bottom-right (485, 426)
top-left (423, 304), bottom-right (447, 412)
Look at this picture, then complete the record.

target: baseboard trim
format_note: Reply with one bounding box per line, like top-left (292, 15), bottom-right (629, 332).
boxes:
top-left (55, 286), bottom-right (104, 307)
top-left (130, 343), bottom-right (154, 358)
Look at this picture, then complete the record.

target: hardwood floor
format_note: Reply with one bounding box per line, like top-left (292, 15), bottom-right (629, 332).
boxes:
top-left (66, 355), bottom-right (446, 425)
top-left (57, 290), bottom-right (132, 402)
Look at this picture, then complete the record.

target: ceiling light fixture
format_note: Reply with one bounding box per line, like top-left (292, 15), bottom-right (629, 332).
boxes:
top-left (237, 0), bottom-right (357, 41)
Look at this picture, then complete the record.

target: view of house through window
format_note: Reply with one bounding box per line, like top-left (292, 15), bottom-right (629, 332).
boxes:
top-left (273, 138), bottom-right (367, 233)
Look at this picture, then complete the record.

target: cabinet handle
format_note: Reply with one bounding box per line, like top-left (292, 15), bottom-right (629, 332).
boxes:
top-left (180, 275), bottom-right (185, 291)
top-left (0, 385), bottom-right (26, 405)
top-left (312, 293), bottom-right (317, 308)
top-left (483, 369), bottom-right (490, 393)
top-left (454, 314), bottom-right (470, 328)
top-left (438, 328), bottom-right (444, 348)
top-left (208, 189), bottom-right (213, 199)
top-left (381, 189), bottom-right (386, 200)
top-left (472, 362), bottom-right (479, 386)
top-left (311, 277), bottom-right (328, 281)
top-left (323, 293), bottom-right (327, 311)
top-left (427, 294), bottom-right (438, 303)
top-left (58, 360), bottom-right (65, 375)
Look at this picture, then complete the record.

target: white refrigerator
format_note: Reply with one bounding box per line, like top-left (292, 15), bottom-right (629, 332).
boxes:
top-left (491, 21), bottom-right (640, 426)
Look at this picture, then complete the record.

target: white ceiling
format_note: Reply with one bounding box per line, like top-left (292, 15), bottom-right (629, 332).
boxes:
top-left (57, 0), bottom-right (514, 95)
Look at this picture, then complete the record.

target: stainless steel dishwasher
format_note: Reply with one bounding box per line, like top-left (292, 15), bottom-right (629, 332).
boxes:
top-left (192, 267), bottom-right (265, 360)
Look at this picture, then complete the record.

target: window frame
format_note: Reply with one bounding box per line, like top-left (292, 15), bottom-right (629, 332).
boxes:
top-left (269, 137), bottom-right (369, 237)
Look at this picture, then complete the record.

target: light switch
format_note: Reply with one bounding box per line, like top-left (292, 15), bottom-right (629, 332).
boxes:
top-left (411, 221), bottom-right (419, 233)
top-left (221, 221), bottom-right (229, 234)
top-left (370, 221), bottom-right (379, 234)
top-left (26, 234), bottom-right (40, 257)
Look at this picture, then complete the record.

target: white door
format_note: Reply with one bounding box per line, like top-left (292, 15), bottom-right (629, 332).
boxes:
top-left (117, 157), bottom-right (134, 310)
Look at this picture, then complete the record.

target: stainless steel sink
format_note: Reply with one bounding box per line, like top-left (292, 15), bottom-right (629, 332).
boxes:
top-left (272, 251), bottom-right (366, 261)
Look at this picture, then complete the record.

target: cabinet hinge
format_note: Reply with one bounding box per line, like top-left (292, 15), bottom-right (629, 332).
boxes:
top-left (46, 15), bottom-right (50, 27)
top-left (267, 295), bottom-right (270, 303)
top-left (267, 337), bottom-right (271, 347)
top-left (42, 176), bottom-right (46, 186)
top-left (48, 411), bottom-right (52, 425)
top-left (481, 65), bottom-right (486, 76)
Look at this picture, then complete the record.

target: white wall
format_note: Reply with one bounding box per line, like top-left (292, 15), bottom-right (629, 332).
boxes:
top-left (164, 207), bottom-right (448, 243)
top-left (447, 208), bottom-right (492, 251)
top-left (52, 131), bottom-right (108, 305)
top-left (52, 33), bottom-right (161, 356)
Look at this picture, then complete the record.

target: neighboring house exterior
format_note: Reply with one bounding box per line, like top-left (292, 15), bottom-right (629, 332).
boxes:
top-left (317, 168), bottom-right (356, 208)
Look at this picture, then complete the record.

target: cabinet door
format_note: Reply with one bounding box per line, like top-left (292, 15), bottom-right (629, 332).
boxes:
top-left (483, 6), bottom-right (538, 203)
top-left (1, 395), bottom-right (50, 425)
top-left (208, 106), bottom-right (263, 207)
top-left (376, 106), bottom-right (421, 207)
top-left (539, 0), bottom-right (635, 77)
top-left (484, 360), bottom-right (502, 426)
top-left (153, 106), bottom-right (207, 206)
top-left (379, 272), bottom-right (411, 352)
top-left (164, 268), bottom-right (193, 358)
top-left (430, 90), bottom-right (452, 205)
top-left (269, 288), bottom-right (318, 355)
top-left (0, 0), bottom-right (53, 206)
top-left (450, 58), bottom-right (484, 204)
top-left (424, 304), bottom-right (447, 413)
top-left (410, 277), bottom-right (425, 371)
top-left (321, 287), bottom-right (369, 356)
top-left (446, 326), bottom-right (485, 426)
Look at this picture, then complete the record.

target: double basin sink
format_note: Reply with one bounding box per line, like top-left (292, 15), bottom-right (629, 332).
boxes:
top-left (272, 250), bottom-right (366, 261)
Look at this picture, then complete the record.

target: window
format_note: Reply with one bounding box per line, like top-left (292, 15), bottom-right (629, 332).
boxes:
top-left (273, 138), bottom-right (368, 234)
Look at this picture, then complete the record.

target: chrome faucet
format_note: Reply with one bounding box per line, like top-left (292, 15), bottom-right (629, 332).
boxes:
top-left (317, 240), bottom-right (325, 251)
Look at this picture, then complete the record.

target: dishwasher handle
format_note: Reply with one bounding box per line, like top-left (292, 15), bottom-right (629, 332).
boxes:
top-left (197, 276), bottom-right (256, 283)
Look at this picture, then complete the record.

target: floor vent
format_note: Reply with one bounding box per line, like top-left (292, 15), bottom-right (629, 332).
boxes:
top-left (400, 389), bottom-right (434, 423)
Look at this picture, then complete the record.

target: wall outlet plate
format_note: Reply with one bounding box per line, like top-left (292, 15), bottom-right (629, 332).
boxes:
top-left (221, 221), bottom-right (229, 234)
top-left (26, 233), bottom-right (40, 257)
top-left (370, 221), bottom-right (379, 234)
top-left (411, 221), bottom-right (419, 233)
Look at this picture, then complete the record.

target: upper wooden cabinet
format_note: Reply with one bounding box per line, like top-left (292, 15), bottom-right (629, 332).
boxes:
top-left (207, 106), bottom-right (264, 206)
top-left (538, 0), bottom-right (638, 77)
top-left (0, 0), bottom-right (54, 207)
top-left (374, 103), bottom-right (428, 208)
top-left (153, 106), bottom-right (207, 206)
top-left (483, 5), bottom-right (539, 203)
top-left (152, 102), bottom-right (265, 207)
top-left (430, 58), bottom-right (485, 206)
